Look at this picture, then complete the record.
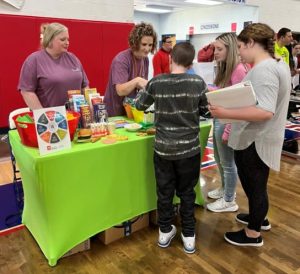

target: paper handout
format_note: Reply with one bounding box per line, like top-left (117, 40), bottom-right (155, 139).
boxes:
top-left (205, 81), bottom-right (257, 123)
top-left (33, 106), bottom-right (71, 155)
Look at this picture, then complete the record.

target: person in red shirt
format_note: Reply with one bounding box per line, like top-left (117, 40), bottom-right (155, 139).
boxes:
top-left (197, 43), bottom-right (215, 62)
top-left (152, 36), bottom-right (172, 76)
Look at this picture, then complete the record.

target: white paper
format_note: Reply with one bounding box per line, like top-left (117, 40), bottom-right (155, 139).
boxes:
top-left (33, 106), bottom-right (71, 156)
top-left (206, 81), bottom-right (257, 123)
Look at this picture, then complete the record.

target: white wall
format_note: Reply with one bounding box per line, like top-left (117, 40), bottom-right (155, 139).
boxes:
top-left (0, 0), bottom-right (134, 22)
top-left (134, 11), bottom-right (160, 38)
top-left (190, 33), bottom-right (223, 57)
top-left (134, 4), bottom-right (258, 54)
top-left (247, 0), bottom-right (300, 32)
top-left (134, 1), bottom-right (300, 44)
top-left (157, 5), bottom-right (258, 41)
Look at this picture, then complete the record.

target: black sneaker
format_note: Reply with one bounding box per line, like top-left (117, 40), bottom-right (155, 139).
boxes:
top-left (224, 229), bottom-right (263, 247)
top-left (235, 213), bottom-right (271, 231)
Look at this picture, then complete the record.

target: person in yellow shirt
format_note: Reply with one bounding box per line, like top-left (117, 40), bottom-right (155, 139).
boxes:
top-left (274, 27), bottom-right (293, 65)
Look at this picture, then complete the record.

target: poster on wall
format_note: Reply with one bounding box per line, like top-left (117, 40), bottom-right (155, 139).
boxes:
top-left (161, 34), bottom-right (176, 47)
top-left (1, 0), bottom-right (25, 9)
top-left (189, 26), bottom-right (195, 36)
top-left (244, 21), bottom-right (252, 29)
top-left (231, 23), bottom-right (237, 33)
top-left (33, 106), bottom-right (71, 156)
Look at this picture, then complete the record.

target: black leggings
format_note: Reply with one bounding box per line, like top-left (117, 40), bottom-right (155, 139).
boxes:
top-left (154, 152), bottom-right (200, 237)
top-left (234, 143), bottom-right (270, 232)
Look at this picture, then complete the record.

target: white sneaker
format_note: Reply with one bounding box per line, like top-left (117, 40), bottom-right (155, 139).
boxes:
top-left (158, 225), bottom-right (177, 248)
top-left (206, 197), bottom-right (239, 213)
top-left (207, 187), bottom-right (224, 199)
top-left (181, 233), bottom-right (196, 254)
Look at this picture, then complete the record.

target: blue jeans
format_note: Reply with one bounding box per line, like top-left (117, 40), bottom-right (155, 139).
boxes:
top-left (213, 119), bottom-right (237, 202)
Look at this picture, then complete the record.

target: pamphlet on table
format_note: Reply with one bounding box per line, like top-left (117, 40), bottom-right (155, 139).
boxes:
top-left (33, 106), bottom-right (71, 155)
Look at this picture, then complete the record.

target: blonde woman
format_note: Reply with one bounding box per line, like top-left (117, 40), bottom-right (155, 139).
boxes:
top-left (18, 22), bottom-right (89, 109)
top-left (207, 33), bottom-right (248, 212)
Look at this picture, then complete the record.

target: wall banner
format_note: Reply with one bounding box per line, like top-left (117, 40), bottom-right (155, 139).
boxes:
top-left (1, 0), bottom-right (25, 9)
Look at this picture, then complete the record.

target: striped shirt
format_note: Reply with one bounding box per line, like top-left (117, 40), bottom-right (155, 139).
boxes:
top-left (135, 73), bottom-right (208, 160)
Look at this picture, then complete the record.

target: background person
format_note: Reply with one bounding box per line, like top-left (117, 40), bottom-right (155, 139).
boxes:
top-left (135, 42), bottom-right (208, 254)
top-left (206, 32), bottom-right (248, 213)
top-left (39, 22), bottom-right (49, 47)
top-left (104, 22), bottom-right (157, 117)
top-left (275, 27), bottom-right (293, 65)
top-left (209, 23), bottom-right (290, 247)
top-left (291, 41), bottom-right (300, 89)
top-left (152, 36), bottom-right (172, 76)
top-left (18, 22), bottom-right (89, 110)
top-left (197, 43), bottom-right (215, 62)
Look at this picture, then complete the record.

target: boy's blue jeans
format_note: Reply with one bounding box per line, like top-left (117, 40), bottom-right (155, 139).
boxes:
top-left (154, 152), bottom-right (200, 237)
top-left (213, 119), bottom-right (237, 202)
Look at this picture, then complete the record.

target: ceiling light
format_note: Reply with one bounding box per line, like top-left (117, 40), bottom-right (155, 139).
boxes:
top-left (185, 0), bottom-right (223, 5)
top-left (134, 6), bottom-right (173, 13)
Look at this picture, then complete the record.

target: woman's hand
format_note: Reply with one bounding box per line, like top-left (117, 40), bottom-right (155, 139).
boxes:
top-left (209, 104), bottom-right (273, 122)
top-left (135, 77), bottom-right (148, 90)
top-left (116, 77), bottom-right (148, 96)
top-left (208, 104), bottom-right (227, 118)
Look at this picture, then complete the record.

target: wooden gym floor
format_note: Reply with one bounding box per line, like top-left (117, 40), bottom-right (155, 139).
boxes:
top-left (0, 155), bottom-right (299, 273)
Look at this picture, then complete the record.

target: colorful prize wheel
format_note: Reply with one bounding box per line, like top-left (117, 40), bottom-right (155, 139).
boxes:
top-left (36, 111), bottom-right (69, 144)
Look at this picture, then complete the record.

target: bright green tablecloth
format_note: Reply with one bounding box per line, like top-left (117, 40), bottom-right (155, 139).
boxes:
top-left (9, 122), bottom-right (211, 266)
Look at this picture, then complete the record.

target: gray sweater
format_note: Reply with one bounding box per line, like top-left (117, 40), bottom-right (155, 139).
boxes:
top-left (228, 59), bottom-right (291, 171)
top-left (135, 73), bottom-right (208, 160)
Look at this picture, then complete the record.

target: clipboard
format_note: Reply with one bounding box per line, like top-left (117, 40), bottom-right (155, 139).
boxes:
top-left (206, 81), bottom-right (257, 123)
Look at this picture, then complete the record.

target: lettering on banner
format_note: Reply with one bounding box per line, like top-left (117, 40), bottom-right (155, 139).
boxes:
top-left (200, 23), bottom-right (219, 30)
top-left (224, 0), bottom-right (246, 4)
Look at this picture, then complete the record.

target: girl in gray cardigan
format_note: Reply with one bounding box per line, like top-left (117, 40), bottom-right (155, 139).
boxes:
top-left (209, 23), bottom-right (291, 247)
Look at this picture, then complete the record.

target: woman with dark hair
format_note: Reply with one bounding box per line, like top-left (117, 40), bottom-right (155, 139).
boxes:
top-left (209, 23), bottom-right (291, 246)
top-left (104, 22), bottom-right (157, 116)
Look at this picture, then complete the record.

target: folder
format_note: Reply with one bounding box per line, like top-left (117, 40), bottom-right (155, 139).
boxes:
top-left (205, 81), bottom-right (257, 123)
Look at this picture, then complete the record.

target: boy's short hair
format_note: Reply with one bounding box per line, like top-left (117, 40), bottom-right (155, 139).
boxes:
top-left (171, 42), bottom-right (195, 68)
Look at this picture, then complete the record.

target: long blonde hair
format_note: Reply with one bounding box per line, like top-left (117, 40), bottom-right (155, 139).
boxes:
top-left (214, 32), bottom-right (240, 88)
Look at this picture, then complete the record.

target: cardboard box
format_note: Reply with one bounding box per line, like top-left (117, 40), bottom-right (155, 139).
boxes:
top-left (62, 239), bottom-right (90, 258)
top-left (149, 209), bottom-right (158, 226)
top-left (99, 213), bottom-right (149, 245)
